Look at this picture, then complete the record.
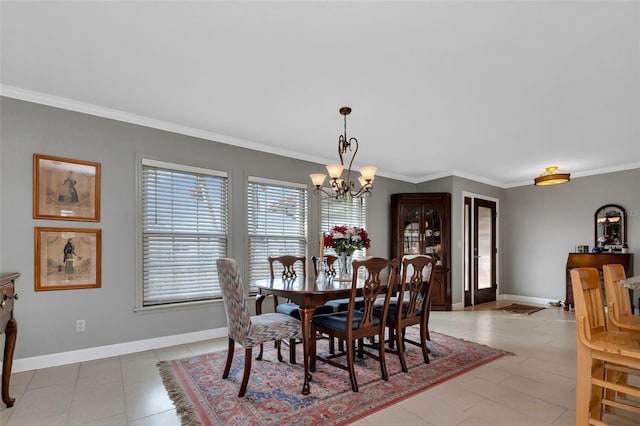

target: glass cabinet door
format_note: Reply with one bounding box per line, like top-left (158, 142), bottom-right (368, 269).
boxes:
top-left (403, 206), bottom-right (421, 254)
top-left (423, 208), bottom-right (442, 265)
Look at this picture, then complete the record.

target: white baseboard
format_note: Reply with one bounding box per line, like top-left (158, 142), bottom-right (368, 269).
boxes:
top-left (4, 327), bottom-right (228, 373)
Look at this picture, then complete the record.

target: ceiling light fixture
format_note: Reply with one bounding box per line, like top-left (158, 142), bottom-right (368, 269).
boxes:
top-left (533, 166), bottom-right (571, 186)
top-left (310, 107), bottom-right (377, 199)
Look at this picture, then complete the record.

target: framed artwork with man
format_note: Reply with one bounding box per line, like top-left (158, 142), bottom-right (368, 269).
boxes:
top-left (33, 154), bottom-right (101, 221)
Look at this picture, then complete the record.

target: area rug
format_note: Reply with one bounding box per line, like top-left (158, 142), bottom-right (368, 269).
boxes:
top-left (498, 303), bottom-right (546, 315)
top-left (158, 327), bottom-right (509, 425)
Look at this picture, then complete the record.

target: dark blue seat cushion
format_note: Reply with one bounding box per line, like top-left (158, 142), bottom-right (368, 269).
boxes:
top-left (373, 302), bottom-right (422, 323)
top-left (276, 302), bottom-right (334, 320)
top-left (311, 310), bottom-right (380, 332)
top-left (324, 297), bottom-right (365, 312)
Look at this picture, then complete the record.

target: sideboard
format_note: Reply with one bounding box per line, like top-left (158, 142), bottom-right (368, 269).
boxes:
top-left (565, 253), bottom-right (633, 311)
top-left (1, 272), bottom-right (19, 408)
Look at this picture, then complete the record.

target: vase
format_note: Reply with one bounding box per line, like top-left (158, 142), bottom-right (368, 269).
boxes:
top-left (337, 252), bottom-right (353, 281)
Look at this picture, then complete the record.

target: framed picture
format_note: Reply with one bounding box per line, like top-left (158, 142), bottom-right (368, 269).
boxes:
top-left (35, 227), bottom-right (102, 291)
top-left (33, 154), bottom-right (101, 221)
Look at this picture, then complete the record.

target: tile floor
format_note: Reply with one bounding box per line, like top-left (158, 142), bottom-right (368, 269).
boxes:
top-left (2, 300), bottom-right (639, 425)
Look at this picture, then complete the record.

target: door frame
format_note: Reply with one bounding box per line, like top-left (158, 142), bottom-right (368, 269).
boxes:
top-left (461, 192), bottom-right (500, 306)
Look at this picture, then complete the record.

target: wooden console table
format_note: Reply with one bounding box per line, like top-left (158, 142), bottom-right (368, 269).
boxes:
top-left (1, 272), bottom-right (19, 407)
top-left (565, 253), bottom-right (633, 311)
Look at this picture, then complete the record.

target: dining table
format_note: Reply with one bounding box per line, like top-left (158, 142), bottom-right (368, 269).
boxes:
top-left (254, 272), bottom-right (374, 395)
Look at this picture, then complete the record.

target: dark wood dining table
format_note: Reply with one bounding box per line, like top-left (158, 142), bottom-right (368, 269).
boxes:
top-left (254, 273), bottom-right (368, 395)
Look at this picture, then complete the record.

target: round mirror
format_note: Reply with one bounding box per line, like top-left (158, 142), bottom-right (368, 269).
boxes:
top-left (594, 204), bottom-right (626, 249)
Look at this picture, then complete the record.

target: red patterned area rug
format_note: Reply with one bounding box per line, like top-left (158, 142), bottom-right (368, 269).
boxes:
top-left (158, 327), bottom-right (508, 425)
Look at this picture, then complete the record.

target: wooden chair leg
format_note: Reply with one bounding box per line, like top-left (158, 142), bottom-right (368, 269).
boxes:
top-left (310, 326), bottom-right (317, 373)
top-left (289, 338), bottom-right (296, 364)
top-left (346, 338), bottom-right (359, 392)
top-left (329, 337), bottom-right (335, 354)
top-left (379, 332), bottom-right (388, 381)
top-left (223, 337), bottom-right (235, 379)
top-left (256, 343), bottom-right (264, 360)
top-left (419, 323), bottom-right (430, 364)
top-left (238, 348), bottom-right (252, 397)
top-left (276, 340), bottom-right (283, 362)
top-left (395, 326), bottom-right (408, 373)
top-left (575, 345), bottom-right (593, 424)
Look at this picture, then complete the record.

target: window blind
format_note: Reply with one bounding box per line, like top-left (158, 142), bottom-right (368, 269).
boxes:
top-left (321, 193), bottom-right (367, 259)
top-left (142, 160), bottom-right (228, 306)
top-left (247, 177), bottom-right (307, 288)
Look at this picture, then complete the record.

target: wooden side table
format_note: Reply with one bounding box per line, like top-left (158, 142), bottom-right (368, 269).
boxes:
top-left (1, 272), bottom-right (19, 408)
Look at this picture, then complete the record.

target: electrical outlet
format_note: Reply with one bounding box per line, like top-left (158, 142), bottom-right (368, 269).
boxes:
top-left (75, 319), bottom-right (85, 332)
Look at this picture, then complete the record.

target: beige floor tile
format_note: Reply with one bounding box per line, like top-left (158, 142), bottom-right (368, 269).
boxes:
top-left (28, 363), bottom-right (79, 389)
top-left (399, 392), bottom-right (472, 425)
top-left (77, 356), bottom-right (122, 386)
top-left (364, 403), bottom-right (431, 426)
top-left (128, 409), bottom-right (181, 426)
top-left (67, 380), bottom-right (126, 426)
top-left (123, 377), bottom-right (175, 422)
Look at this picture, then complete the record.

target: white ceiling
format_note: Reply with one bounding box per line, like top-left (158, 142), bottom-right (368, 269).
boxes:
top-left (1, 1), bottom-right (639, 187)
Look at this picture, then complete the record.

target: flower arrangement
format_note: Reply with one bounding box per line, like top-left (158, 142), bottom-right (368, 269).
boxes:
top-left (324, 225), bottom-right (371, 255)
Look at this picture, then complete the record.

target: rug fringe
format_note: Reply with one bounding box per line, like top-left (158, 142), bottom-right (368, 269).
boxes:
top-left (157, 360), bottom-right (203, 426)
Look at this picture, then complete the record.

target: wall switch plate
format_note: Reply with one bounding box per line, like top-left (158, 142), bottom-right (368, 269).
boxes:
top-left (75, 319), bottom-right (85, 332)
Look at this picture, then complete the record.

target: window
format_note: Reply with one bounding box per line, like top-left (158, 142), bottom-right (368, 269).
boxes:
top-left (321, 195), bottom-right (367, 259)
top-left (247, 177), bottom-right (307, 288)
top-left (141, 159), bottom-right (228, 306)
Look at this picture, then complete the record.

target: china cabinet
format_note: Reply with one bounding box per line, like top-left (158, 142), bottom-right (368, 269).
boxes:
top-left (391, 193), bottom-right (451, 310)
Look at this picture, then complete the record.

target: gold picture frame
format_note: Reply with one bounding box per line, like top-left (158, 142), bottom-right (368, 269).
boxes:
top-left (33, 154), bottom-right (101, 221)
top-left (35, 227), bottom-right (102, 291)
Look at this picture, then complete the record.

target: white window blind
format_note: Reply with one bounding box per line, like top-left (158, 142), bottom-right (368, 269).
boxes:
top-left (247, 177), bottom-right (307, 288)
top-left (321, 194), bottom-right (367, 259)
top-left (142, 160), bottom-right (228, 306)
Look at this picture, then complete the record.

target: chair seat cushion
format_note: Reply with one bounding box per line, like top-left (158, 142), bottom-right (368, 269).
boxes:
top-left (276, 302), bottom-right (334, 320)
top-left (312, 310), bottom-right (380, 332)
top-left (373, 302), bottom-right (422, 323)
top-left (245, 313), bottom-right (303, 348)
top-left (324, 297), bottom-right (365, 312)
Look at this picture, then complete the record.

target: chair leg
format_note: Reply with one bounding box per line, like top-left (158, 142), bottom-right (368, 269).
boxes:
top-left (310, 326), bottom-right (317, 373)
top-left (395, 326), bottom-right (408, 373)
top-left (276, 340), bottom-right (283, 362)
top-left (223, 337), bottom-right (235, 379)
top-left (419, 323), bottom-right (430, 364)
top-left (238, 348), bottom-right (253, 397)
top-left (329, 337), bottom-right (335, 354)
top-left (575, 345), bottom-right (593, 424)
top-left (346, 338), bottom-right (359, 392)
top-left (289, 338), bottom-right (296, 364)
top-left (257, 343), bottom-right (264, 360)
top-left (379, 332), bottom-right (388, 381)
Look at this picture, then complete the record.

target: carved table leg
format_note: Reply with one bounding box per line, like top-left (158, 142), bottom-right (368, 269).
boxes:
top-left (2, 317), bottom-right (17, 408)
top-left (299, 307), bottom-right (315, 395)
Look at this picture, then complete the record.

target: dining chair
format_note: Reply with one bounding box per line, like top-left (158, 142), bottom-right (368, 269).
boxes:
top-left (311, 255), bottom-right (337, 277)
top-left (570, 267), bottom-right (640, 424)
top-left (269, 255), bottom-right (333, 363)
top-left (375, 254), bottom-right (436, 372)
top-left (216, 258), bottom-right (303, 397)
top-left (602, 264), bottom-right (640, 408)
top-left (603, 264), bottom-right (640, 332)
top-left (310, 257), bottom-right (397, 392)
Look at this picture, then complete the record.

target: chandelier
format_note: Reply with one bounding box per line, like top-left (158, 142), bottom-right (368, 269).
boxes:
top-left (533, 166), bottom-right (571, 186)
top-left (309, 107), bottom-right (377, 199)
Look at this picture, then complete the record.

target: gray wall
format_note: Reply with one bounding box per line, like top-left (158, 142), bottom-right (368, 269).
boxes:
top-left (502, 169), bottom-right (640, 300)
top-left (0, 97), bottom-right (412, 359)
top-left (1, 96), bottom-right (638, 361)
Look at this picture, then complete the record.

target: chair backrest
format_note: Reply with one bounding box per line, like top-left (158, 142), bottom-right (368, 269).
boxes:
top-left (349, 257), bottom-right (397, 329)
top-left (216, 258), bottom-right (251, 346)
top-left (399, 255), bottom-right (436, 319)
top-left (603, 264), bottom-right (630, 328)
top-left (570, 267), bottom-right (607, 344)
top-left (311, 255), bottom-right (337, 276)
top-left (268, 255), bottom-right (306, 279)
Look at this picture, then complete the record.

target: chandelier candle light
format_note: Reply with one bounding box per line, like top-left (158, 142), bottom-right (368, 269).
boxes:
top-left (324, 225), bottom-right (371, 279)
top-left (310, 107), bottom-right (377, 199)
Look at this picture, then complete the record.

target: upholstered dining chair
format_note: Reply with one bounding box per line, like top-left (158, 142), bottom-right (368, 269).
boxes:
top-left (375, 254), bottom-right (436, 372)
top-left (570, 267), bottom-right (640, 424)
top-left (310, 257), bottom-right (397, 392)
top-left (216, 258), bottom-right (303, 397)
top-left (269, 255), bottom-right (333, 363)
